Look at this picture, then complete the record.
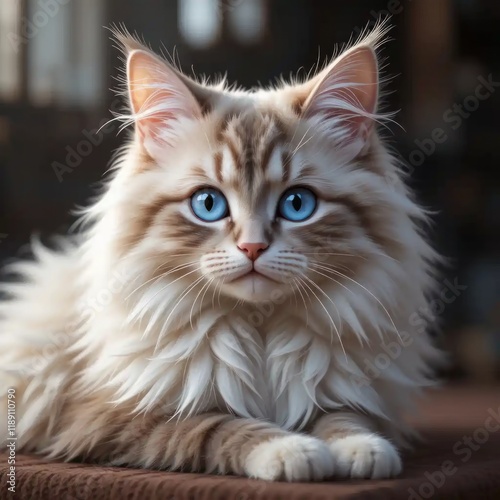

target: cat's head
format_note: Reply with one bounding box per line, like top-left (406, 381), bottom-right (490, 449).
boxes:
top-left (109, 24), bottom-right (407, 305)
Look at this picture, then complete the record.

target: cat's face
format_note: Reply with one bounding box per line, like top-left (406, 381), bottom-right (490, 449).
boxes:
top-left (115, 30), bottom-right (396, 304)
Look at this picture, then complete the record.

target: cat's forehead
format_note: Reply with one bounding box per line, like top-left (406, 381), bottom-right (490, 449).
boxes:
top-left (211, 108), bottom-right (297, 198)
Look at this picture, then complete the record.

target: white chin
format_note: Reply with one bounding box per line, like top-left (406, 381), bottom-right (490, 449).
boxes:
top-left (223, 273), bottom-right (285, 303)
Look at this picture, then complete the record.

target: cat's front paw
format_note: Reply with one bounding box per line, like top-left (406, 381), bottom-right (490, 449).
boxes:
top-left (244, 434), bottom-right (334, 482)
top-left (328, 434), bottom-right (402, 479)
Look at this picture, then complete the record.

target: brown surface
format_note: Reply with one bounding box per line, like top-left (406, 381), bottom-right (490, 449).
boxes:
top-left (1, 385), bottom-right (500, 499)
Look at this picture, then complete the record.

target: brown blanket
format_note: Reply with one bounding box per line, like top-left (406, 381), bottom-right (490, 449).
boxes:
top-left (2, 385), bottom-right (500, 499)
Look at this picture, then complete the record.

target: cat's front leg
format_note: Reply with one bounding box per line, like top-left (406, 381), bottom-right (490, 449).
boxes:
top-left (110, 412), bottom-right (334, 482)
top-left (312, 412), bottom-right (402, 479)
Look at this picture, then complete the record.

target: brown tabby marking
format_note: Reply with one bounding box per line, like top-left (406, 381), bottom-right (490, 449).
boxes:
top-left (214, 151), bottom-right (223, 183)
top-left (165, 213), bottom-right (214, 247)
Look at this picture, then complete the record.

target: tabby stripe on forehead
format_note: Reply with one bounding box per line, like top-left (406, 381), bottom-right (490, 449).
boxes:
top-left (260, 135), bottom-right (282, 175)
top-left (281, 150), bottom-right (292, 182)
top-left (242, 134), bottom-right (255, 188)
top-left (296, 165), bottom-right (316, 180)
top-left (214, 151), bottom-right (223, 183)
top-left (225, 137), bottom-right (242, 173)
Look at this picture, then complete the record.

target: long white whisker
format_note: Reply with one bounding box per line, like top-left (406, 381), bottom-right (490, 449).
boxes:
top-left (291, 123), bottom-right (315, 158)
top-left (189, 277), bottom-right (211, 330)
top-left (309, 263), bottom-right (357, 298)
top-left (126, 261), bottom-right (200, 299)
top-left (298, 275), bottom-right (346, 359)
top-left (312, 263), bottom-right (402, 342)
top-left (293, 278), bottom-right (309, 327)
top-left (136, 266), bottom-right (203, 332)
top-left (155, 275), bottom-right (205, 352)
top-left (300, 274), bottom-right (345, 356)
top-left (198, 278), bottom-right (214, 317)
top-left (217, 277), bottom-right (226, 308)
top-left (211, 279), bottom-right (221, 310)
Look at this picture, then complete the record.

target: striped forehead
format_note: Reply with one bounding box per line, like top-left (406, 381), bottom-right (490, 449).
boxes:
top-left (214, 111), bottom-right (292, 194)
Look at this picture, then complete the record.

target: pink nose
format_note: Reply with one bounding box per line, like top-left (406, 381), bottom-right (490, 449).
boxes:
top-left (238, 242), bottom-right (269, 261)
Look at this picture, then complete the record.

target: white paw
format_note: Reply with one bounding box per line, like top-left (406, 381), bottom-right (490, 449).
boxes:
top-left (244, 434), bottom-right (334, 482)
top-left (328, 434), bottom-right (402, 479)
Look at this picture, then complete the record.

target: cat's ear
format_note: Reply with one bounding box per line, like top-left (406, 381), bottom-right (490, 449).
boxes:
top-left (126, 48), bottom-right (203, 157)
top-left (297, 43), bottom-right (380, 159)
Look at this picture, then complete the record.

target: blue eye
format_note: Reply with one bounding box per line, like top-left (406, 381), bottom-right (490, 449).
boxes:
top-left (278, 187), bottom-right (317, 222)
top-left (191, 188), bottom-right (229, 222)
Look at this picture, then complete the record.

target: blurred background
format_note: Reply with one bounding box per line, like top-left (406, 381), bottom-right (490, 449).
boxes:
top-left (0, 0), bottom-right (498, 382)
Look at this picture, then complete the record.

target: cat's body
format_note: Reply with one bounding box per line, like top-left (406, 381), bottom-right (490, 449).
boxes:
top-left (0, 24), bottom-right (442, 481)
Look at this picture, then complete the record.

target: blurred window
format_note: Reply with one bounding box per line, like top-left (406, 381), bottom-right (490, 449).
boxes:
top-left (0, 0), bottom-right (22, 101)
top-left (228, 0), bottom-right (265, 45)
top-left (179, 0), bottom-right (266, 48)
top-left (27, 0), bottom-right (105, 107)
top-left (179, 0), bottom-right (221, 48)
top-left (0, 0), bottom-right (104, 106)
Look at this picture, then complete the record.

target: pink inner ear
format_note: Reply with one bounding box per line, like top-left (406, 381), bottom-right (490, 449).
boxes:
top-left (135, 104), bottom-right (179, 144)
top-left (127, 50), bottom-right (201, 149)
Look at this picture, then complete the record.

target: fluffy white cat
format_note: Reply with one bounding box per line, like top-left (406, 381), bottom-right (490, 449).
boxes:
top-left (0, 22), bottom-right (442, 481)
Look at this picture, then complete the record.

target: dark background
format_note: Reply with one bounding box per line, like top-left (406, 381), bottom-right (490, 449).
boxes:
top-left (0, 0), bottom-right (498, 381)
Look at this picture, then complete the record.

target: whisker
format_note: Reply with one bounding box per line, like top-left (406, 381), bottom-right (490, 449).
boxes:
top-left (211, 279), bottom-right (221, 311)
top-left (293, 278), bottom-right (309, 327)
top-left (297, 275), bottom-right (346, 359)
top-left (136, 266), bottom-right (203, 334)
top-left (300, 252), bottom-right (366, 260)
top-left (311, 263), bottom-right (402, 342)
top-left (217, 277), bottom-right (225, 308)
top-left (231, 298), bottom-right (244, 311)
top-left (199, 278), bottom-right (214, 317)
top-left (290, 280), bottom-right (299, 308)
top-left (126, 261), bottom-right (200, 299)
top-left (304, 270), bottom-right (344, 333)
top-left (309, 263), bottom-right (357, 298)
top-left (300, 274), bottom-right (345, 356)
top-left (189, 277), bottom-right (212, 330)
top-left (290, 123), bottom-right (315, 159)
top-left (155, 275), bottom-right (206, 352)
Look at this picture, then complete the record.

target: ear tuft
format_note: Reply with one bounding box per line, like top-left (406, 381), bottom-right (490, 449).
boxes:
top-left (293, 22), bottom-right (393, 160)
top-left (304, 45), bottom-right (379, 156)
top-left (305, 46), bottom-right (379, 120)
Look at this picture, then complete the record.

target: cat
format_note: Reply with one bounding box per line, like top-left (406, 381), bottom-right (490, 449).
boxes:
top-left (0, 21), bottom-right (443, 481)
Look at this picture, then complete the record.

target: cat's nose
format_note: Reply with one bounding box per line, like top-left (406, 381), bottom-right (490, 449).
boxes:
top-left (238, 242), bottom-right (269, 261)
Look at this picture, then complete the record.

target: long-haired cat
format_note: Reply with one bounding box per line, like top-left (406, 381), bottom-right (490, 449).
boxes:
top-left (0, 23), bottom-right (442, 481)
